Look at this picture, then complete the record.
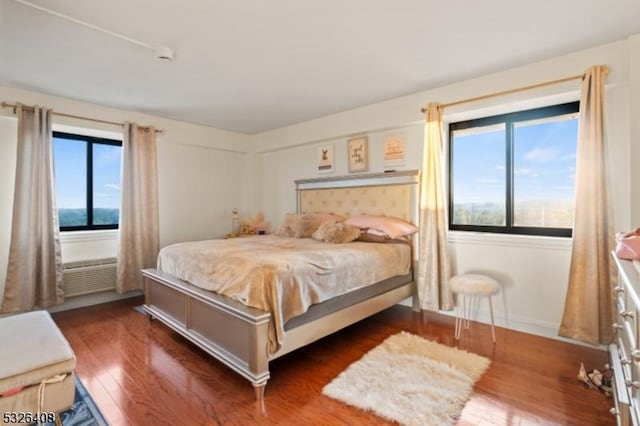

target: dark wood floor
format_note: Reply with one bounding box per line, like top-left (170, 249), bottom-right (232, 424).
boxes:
top-left (52, 297), bottom-right (614, 425)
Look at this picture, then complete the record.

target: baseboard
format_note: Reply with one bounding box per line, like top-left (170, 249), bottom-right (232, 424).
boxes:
top-left (398, 298), bottom-right (604, 350)
top-left (48, 290), bottom-right (143, 313)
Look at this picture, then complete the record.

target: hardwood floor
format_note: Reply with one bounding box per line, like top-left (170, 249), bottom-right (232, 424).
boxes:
top-left (52, 297), bottom-right (614, 425)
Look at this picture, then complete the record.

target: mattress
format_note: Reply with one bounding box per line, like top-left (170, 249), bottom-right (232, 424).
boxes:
top-left (157, 235), bottom-right (412, 352)
top-left (283, 272), bottom-right (413, 330)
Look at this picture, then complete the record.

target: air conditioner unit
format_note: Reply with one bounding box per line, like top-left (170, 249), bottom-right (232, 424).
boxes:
top-left (62, 257), bottom-right (117, 297)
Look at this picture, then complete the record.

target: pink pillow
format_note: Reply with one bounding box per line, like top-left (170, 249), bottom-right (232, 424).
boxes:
top-left (345, 214), bottom-right (418, 239)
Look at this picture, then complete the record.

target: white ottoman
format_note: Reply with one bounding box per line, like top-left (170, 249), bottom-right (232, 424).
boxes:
top-left (450, 274), bottom-right (500, 343)
top-left (0, 311), bottom-right (76, 425)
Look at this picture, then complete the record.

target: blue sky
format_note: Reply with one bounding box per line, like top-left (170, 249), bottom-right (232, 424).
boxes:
top-left (53, 137), bottom-right (122, 209)
top-left (452, 116), bottom-right (578, 205)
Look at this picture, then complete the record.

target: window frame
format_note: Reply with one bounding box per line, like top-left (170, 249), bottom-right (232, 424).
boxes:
top-left (53, 131), bottom-right (123, 232)
top-left (448, 101), bottom-right (580, 238)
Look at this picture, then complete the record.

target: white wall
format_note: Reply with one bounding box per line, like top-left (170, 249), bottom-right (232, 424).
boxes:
top-left (255, 124), bottom-right (424, 223)
top-left (250, 37), bottom-right (637, 341)
top-left (0, 86), bottom-right (251, 300)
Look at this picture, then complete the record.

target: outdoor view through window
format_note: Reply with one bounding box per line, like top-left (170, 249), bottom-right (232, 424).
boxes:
top-left (53, 132), bottom-right (122, 230)
top-left (450, 102), bottom-right (579, 236)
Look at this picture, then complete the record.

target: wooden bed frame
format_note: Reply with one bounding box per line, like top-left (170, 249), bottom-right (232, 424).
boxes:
top-left (142, 170), bottom-right (420, 400)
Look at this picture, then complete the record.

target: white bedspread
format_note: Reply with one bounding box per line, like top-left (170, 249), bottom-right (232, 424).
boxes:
top-left (157, 235), bottom-right (411, 353)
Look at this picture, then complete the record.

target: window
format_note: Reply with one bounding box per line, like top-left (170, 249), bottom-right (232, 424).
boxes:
top-left (53, 132), bottom-right (122, 231)
top-left (448, 102), bottom-right (579, 237)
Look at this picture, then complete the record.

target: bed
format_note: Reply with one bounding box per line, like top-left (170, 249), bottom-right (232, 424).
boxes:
top-left (141, 170), bottom-right (420, 400)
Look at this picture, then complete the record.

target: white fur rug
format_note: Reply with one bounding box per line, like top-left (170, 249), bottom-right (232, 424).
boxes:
top-left (322, 331), bottom-right (490, 426)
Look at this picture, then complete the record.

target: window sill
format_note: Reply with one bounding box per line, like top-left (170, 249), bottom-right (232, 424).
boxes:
top-left (59, 229), bottom-right (119, 243)
top-left (448, 230), bottom-right (572, 251)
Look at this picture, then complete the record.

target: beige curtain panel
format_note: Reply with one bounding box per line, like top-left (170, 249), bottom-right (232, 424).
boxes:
top-left (417, 103), bottom-right (453, 311)
top-left (559, 65), bottom-right (616, 345)
top-left (116, 123), bottom-right (160, 293)
top-left (1, 105), bottom-right (64, 313)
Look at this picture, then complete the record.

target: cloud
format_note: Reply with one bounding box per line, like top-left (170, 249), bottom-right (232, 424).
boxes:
top-left (94, 192), bottom-right (109, 198)
top-left (94, 146), bottom-right (122, 166)
top-left (524, 147), bottom-right (558, 162)
top-left (495, 165), bottom-right (505, 171)
top-left (514, 168), bottom-right (539, 178)
top-left (474, 177), bottom-right (502, 185)
top-left (105, 183), bottom-right (121, 191)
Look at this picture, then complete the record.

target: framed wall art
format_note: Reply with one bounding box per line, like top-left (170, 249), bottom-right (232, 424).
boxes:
top-left (347, 136), bottom-right (368, 173)
top-left (383, 133), bottom-right (406, 168)
top-left (316, 144), bottom-right (334, 173)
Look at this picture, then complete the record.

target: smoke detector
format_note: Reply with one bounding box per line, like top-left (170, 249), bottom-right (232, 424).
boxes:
top-left (154, 46), bottom-right (175, 62)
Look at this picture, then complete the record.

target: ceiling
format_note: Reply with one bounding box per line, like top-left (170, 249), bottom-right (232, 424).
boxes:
top-left (1, 0), bottom-right (639, 134)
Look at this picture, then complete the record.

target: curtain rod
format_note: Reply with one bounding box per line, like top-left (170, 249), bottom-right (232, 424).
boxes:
top-left (1, 102), bottom-right (165, 134)
top-left (420, 66), bottom-right (609, 113)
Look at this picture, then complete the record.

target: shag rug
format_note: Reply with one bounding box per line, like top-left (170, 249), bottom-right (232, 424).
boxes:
top-left (322, 331), bottom-right (491, 426)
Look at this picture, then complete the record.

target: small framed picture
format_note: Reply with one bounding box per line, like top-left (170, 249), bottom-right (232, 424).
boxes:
top-left (317, 144), bottom-right (334, 173)
top-left (347, 136), bottom-right (369, 173)
top-left (383, 133), bottom-right (406, 168)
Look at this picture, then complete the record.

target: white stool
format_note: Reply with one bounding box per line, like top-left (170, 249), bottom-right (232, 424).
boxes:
top-left (450, 274), bottom-right (500, 343)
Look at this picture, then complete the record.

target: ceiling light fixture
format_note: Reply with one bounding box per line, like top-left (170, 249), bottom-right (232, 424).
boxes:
top-left (154, 46), bottom-right (175, 62)
top-left (12, 0), bottom-right (175, 62)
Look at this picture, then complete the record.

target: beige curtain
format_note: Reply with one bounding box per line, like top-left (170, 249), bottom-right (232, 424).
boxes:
top-left (417, 103), bottom-right (453, 311)
top-left (116, 123), bottom-right (159, 293)
top-left (559, 65), bottom-right (615, 345)
top-left (1, 105), bottom-right (63, 313)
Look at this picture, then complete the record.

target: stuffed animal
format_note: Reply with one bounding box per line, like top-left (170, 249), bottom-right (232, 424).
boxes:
top-left (239, 211), bottom-right (271, 234)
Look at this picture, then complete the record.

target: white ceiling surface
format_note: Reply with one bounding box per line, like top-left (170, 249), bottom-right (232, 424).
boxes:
top-left (1, 1), bottom-right (640, 134)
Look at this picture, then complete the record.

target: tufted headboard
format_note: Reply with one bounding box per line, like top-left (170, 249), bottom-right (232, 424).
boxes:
top-left (295, 170), bottom-right (420, 224)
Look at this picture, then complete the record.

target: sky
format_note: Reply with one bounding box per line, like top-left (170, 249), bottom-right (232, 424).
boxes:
top-left (451, 116), bottom-right (578, 206)
top-left (53, 136), bottom-right (122, 209)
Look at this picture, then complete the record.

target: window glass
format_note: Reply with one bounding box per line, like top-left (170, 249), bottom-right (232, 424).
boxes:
top-left (53, 137), bottom-right (87, 227)
top-left (92, 143), bottom-right (122, 225)
top-left (451, 124), bottom-right (506, 226)
top-left (513, 114), bottom-right (578, 228)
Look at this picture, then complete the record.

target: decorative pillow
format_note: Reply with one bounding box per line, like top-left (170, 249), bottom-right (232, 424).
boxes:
top-left (276, 213), bottom-right (322, 238)
top-left (357, 229), bottom-right (411, 244)
top-left (312, 222), bottom-right (361, 244)
top-left (313, 213), bottom-right (346, 225)
top-left (345, 214), bottom-right (418, 239)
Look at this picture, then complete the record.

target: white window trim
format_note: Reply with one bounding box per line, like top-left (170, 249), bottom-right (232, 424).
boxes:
top-left (53, 123), bottom-right (122, 141)
top-left (448, 230), bottom-right (572, 251)
top-left (59, 229), bottom-right (119, 243)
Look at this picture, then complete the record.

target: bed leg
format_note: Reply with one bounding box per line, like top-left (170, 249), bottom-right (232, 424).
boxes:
top-left (253, 382), bottom-right (267, 401)
top-left (412, 294), bottom-right (420, 312)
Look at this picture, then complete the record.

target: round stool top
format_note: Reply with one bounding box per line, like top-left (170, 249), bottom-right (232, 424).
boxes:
top-left (450, 274), bottom-right (500, 295)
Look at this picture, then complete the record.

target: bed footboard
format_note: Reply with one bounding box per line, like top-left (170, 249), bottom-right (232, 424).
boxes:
top-left (142, 268), bottom-right (415, 401)
top-left (142, 269), bottom-right (271, 397)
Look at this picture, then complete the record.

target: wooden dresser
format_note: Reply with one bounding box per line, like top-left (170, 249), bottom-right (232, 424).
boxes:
top-left (611, 254), bottom-right (640, 425)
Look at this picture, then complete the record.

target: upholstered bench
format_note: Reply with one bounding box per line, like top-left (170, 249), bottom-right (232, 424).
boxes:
top-left (450, 274), bottom-right (500, 343)
top-left (0, 311), bottom-right (76, 424)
